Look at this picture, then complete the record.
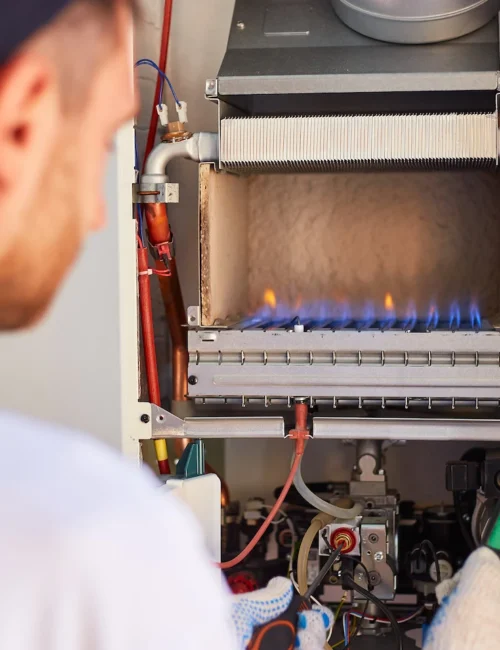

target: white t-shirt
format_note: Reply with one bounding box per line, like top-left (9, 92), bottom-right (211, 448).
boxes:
top-left (0, 411), bottom-right (236, 650)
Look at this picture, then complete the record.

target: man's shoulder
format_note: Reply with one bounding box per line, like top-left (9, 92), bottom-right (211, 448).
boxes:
top-left (0, 410), bottom-right (164, 528)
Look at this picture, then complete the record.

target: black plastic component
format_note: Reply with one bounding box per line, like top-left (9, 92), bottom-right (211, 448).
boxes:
top-left (447, 457), bottom-right (500, 498)
top-left (340, 556), bottom-right (356, 590)
top-left (482, 460), bottom-right (500, 497)
top-left (446, 461), bottom-right (480, 492)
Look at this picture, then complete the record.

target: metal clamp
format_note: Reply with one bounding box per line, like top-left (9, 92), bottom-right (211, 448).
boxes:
top-left (148, 233), bottom-right (176, 271)
top-left (132, 182), bottom-right (179, 204)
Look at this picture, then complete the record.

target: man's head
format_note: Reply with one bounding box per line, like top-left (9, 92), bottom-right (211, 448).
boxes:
top-left (0, 0), bottom-right (136, 329)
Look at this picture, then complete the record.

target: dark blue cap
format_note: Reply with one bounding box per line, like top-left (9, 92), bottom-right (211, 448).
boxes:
top-left (1, 1), bottom-right (72, 63)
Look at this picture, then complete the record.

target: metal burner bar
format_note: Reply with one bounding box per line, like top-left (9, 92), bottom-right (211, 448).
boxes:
top-left (194, 396), bottom-right (500, 410)
top-left (313, 418), bottom-right (500, 442)
top-left (188, 328), bottom-right (500, 400)
top-left (233, 319), bottom-right (491, 333)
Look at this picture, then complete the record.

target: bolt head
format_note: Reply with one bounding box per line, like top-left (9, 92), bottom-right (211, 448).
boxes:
top-left (374, 551), bottom-right (384, 562)
top-left (368, 571), bottom-right (381, 586)
top-left (236, 20), bottom-right (245, 30)
top-left (188, 375), bottom-right (198, 385)
top-left (140, 414), bottom-right (150, 424)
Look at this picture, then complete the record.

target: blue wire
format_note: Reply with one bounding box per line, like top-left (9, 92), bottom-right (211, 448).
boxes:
top-left (134, 58), bottom-right (181, 107)
top-left (133, 58), bottom-right (181, 245)
top-left (343, 613), bottom-right (350, 648)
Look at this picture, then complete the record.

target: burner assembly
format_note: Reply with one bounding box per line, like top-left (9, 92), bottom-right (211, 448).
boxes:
top-left (177, 0), bottom-right (500, 439)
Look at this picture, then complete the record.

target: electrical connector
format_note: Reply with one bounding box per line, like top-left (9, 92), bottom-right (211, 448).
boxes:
top-left (156, 103), bottom-right (169, 127)
top-left (176, 100), bottom-right (188, 124)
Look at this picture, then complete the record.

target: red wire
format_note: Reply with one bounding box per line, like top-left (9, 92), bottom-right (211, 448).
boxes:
top-left (218, 441), bottom-right (305, 570)
top-left (142, 0), bottom-right (174, 172)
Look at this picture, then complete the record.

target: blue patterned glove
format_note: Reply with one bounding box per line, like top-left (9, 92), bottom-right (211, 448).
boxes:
top-left (231, 577), bottom-right (294, 650)
top-left (296, 604), bottom-right (333, 650)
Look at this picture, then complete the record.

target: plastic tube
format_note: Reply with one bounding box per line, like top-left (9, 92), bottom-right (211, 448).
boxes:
top-left (293, 453), bottom-right (363, 519)
top-left (297, 512), bottom-right (335, 594)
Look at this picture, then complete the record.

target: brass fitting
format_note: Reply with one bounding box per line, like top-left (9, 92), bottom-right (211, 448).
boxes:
top-left (162, 121), bottom-right (193, 143)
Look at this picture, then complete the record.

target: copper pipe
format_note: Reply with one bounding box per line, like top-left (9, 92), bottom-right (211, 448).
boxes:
top-left (143, 205), bottom-right (231, 505)
top-left (137, 244), bottom-right (170, 475)
top-left (144, 204), bottom-right (189, 462)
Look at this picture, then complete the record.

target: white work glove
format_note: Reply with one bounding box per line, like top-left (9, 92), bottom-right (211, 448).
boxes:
top-left (296, 604), bottom-right (334, 650)
top-left (423, 547), bottom-right (500, 650)
top-left (230, 576), bottom-right (332, 650)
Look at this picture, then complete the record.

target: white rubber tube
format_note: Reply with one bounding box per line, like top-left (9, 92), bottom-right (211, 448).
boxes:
top-left (293, 453), bottom-right (363, 519)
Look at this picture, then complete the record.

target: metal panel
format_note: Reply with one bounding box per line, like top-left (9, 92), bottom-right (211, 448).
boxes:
top-left (218, 0), bottom-right (499, 97)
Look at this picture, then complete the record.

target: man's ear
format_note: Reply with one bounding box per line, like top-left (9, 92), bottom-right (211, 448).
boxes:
top-left (0, 52), bottom-right (60, 237)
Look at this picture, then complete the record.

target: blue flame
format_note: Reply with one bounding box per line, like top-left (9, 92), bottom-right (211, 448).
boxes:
top-left (402, 301), bottom-right (417, 331)
top-left (470, 303), bottom-right (481, 330)
top-left (243, 295), bottom-right (483, 331)
top-left (356, 301), bottom-right (375, 330)
top-left (449, 302), bottom-right (461, 330)
top-left (426, 305), bottom-right (439, 330)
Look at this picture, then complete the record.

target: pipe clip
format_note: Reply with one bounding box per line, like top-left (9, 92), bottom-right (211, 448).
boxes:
top-left (132, 182), bottom-right (179, 205)
top-left (149, 235), bottom-right (175, 272)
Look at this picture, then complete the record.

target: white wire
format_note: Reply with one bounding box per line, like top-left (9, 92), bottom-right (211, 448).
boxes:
top-left (348, 606), bottom-right (424, 625)
top-left (343, 612), bottom-right (350, 647)
top-left (260, 504), bottom-right (289, 525)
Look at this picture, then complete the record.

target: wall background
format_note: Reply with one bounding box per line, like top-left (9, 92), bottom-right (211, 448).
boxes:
top-left (135, 1), bottom-right (500, 505)
top-left (0, 128), bottom-right (140, 459)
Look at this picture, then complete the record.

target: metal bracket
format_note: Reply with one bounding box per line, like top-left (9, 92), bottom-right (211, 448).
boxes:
top-left (132, 182), bottom-right (179, 204)
top-left (205, 78), bottom-right (218, 99)
top-left (187, 306), bottom-right (201, 327)
top-left (151, 405), bottom-right (184, 437)
top-left (148, 405), bottom-right (286, 439)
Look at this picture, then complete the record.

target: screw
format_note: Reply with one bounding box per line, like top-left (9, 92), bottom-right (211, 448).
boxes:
top-left (140, 414), bottom-right (150, 424)
top-left (236, 20), bottom-right (245, 30)
top-left (374, 551), bottom-right (384, 562)
top-left (356, 572), bottom-right (364, 581)
top-left (369, 534), bottom-right (379, 544)
top-left (188, 375), bottom-right (198, 385)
